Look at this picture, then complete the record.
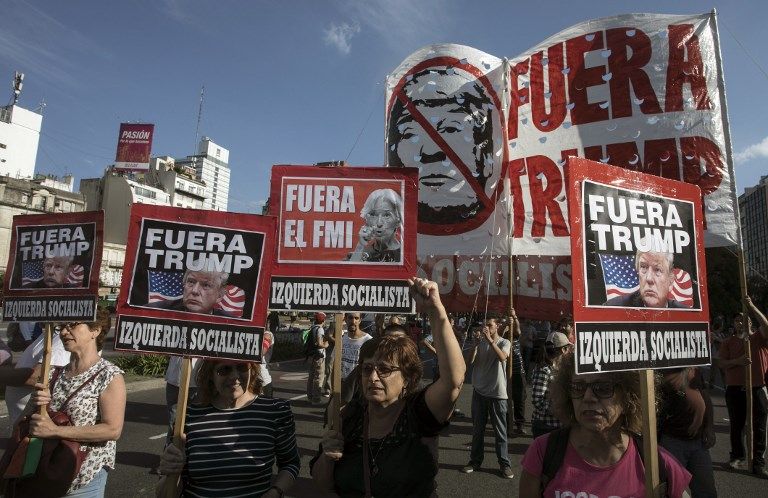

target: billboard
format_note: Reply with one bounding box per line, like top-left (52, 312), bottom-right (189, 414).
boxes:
top-left (2, 211), bottom-right (104, 322)
top-left (568, 157), bottom-right (709, 373)
top-left (268, 165), bottom-right (418, 313)
top-left (114, 204), bottom-right (276, 361)
top-left (385, 12), bottom-right (735, 316)
top-left (114, 123), bottom-right (154, 172)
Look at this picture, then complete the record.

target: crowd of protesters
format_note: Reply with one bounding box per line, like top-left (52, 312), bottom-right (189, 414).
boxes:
top-left (1, 279), bottom-right (768, 496)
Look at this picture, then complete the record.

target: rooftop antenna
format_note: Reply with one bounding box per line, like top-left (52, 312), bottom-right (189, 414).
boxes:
top-left (11, 71), bottom-right (23, 105)
top-left (34, 98), bottom-right (46, 114)
top-left (194, 85), bottom-right (204, 153)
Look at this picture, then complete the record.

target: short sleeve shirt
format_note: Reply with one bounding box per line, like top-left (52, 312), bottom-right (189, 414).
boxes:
top-left (49, 358), bottom-right (124, 493)
top-left (471, 337), bottom-right (511, 399)
top-left (521, 433), bottom-right (691, 498)
top-left (313, 325), bottom-right (326, 358)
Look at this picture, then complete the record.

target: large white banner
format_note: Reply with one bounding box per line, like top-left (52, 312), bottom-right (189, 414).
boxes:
top-left (386, 12), bottom-right (735, 314)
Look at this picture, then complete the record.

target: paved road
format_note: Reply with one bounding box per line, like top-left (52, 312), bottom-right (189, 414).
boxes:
top-left (1, 334), bottom-right (767, 496)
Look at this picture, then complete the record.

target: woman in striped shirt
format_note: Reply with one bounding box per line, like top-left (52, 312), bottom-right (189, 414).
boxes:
top-left (158, 360), bottom-right (300, 497)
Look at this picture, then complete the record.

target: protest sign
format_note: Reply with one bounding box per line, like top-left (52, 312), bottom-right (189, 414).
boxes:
top-left (268, 165), bottom-right (418, 313)
top-left (386, 12), bottom-right (736, 315)
top-left (114, 204), bottom-right (275, 361)
top-left (3, 211), bottom-right (103, 322)
top-left (568, 157), bottom-right (709, 373)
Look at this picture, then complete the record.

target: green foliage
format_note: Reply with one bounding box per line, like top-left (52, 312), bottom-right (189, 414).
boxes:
top-left (112, 354), bottom-right (168, 377)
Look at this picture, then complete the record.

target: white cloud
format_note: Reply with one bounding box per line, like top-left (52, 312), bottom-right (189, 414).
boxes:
top-left (324, 22), bottom-right (361, 55)
top-left (734, 136), bottom-right (768, 164)
top-left (342, 0), bottom-right (452, 51)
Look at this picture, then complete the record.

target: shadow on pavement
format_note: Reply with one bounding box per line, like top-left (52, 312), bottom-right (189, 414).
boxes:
top-left (125, 401), bottom-right (167, 425)
top-left (116, 450), bottom-right (160, 470)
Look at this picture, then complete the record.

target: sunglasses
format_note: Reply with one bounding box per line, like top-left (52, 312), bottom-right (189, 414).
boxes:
top-left (569, 381), bottom-right (617, 399)
top-left (361, 363), bottom-right (401, 379)
top-left (215, 364), bottom-right (250, 377)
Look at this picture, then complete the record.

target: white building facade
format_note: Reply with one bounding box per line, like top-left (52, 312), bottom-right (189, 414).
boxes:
top-left (0, 104), bottom-right (42, 179)
top-left (176, 137), bottom-right (230, 211)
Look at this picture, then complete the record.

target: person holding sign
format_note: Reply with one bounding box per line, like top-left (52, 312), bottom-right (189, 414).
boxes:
top-left (718, 297), bottom-right (768, 478)
top-left (347, 189), bottom-right (403, 263)
top-left (519, 353), bottom-right (691, 498)
top-left (603, 241), bottom-right (689, 309)
top-left (149, 270), bottom-right (230, 315)
top-left (26, 309), bottom-right (127, 496)
top-left (157, 360), bottom-right (300, 497)
top-left (310, 278), bottom-right (465, 497)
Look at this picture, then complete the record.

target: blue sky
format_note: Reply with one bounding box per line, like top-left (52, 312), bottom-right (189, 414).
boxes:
top-left (2, 0), bottom-right (767, 214)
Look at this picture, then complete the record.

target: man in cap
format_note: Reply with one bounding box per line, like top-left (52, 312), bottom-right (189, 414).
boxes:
top-left (306, 312), bottom-right (328, 404)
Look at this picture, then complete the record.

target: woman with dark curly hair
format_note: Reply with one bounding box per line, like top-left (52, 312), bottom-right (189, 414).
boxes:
top-left (311, 278), bottom-right (465, 497)
top-left (519, 353), bottom-right (692, 498)
top-left (157, 360), bottom-right (300, 497)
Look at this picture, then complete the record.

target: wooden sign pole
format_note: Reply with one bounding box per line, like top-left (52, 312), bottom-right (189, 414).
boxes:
top-left (639, 369), bottom-right (661, 498)
top-left (505, 177), bottom-right (516, 430)
top-left (38, 323), bottom-right (54, 416)
top-left (330, 314), bottom-right (344, 432)
top-left (163, 357), bottom-right (192, 498)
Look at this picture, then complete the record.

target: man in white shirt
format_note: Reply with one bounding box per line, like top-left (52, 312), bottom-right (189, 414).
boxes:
top-left (340, 313), bottom-right (372, 380)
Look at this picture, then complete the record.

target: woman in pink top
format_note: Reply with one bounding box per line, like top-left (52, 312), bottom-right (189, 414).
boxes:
top-left (519, 353), bottom-right (692, 498)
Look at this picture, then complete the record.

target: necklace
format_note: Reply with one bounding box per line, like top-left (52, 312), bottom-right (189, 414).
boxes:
top-left (368, 433), bottom-right (390, 476)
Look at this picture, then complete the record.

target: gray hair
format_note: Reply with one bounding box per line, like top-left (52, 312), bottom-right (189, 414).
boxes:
top-left (360, 189), bottom-right (403, 225)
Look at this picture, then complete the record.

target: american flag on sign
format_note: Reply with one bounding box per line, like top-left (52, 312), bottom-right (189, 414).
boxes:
top-left (215, 285), bottom-right (246, 318)
top-left (22, 261), bottom-right (43, 286)
top-left (148, 271), bottom-right (184, 304)
top-left (599, 254), bottom-right (693, 306)
top-left (599, 254), bottom-right (639, 300)
top-left (670, 268), bottom-right (694, 307)
top-left (67, 264), bottom-right (84, 286)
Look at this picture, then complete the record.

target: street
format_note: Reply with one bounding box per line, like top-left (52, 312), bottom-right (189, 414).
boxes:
top-left (1, 350), bottom-right (764, 497)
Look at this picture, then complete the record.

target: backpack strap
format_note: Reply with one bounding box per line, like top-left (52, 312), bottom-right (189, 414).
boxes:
top-left (540, 426), bottom-right (571, 495)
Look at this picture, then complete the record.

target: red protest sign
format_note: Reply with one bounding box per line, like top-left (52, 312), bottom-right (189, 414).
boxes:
top-left (269, 165), bottom-right (418, 313)
top-left (114, 204), bottom-right (276, 361)
top-left (568, 157), bottom-right (709, 373)
top-left (3, 211), bottom-right (104, 322)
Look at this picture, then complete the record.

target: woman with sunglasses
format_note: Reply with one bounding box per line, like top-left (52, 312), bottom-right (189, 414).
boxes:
top-left (311, 278), bottom-right (465, 497)
top-left (27, 309), bottom-right (126, 496)
top-left (157, 360), bottom-right (299, 497)
top-left (519, 353), bottom-right (691, 498)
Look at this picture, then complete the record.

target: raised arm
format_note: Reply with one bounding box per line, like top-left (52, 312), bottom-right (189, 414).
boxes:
top-left (747, 297), bottom-right (768, 340)
top-left (411, 278), bottom-right (465, 423)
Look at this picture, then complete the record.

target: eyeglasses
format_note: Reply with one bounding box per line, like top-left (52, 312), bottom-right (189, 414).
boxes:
top-left (569, 381), bottom-right (617, 399)
top-left (61, 322), bottom-right (87, 330)
top-left (361, 363), bottom-right (401, 379)
top-left (215, 364), bottom-right (250, 377)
